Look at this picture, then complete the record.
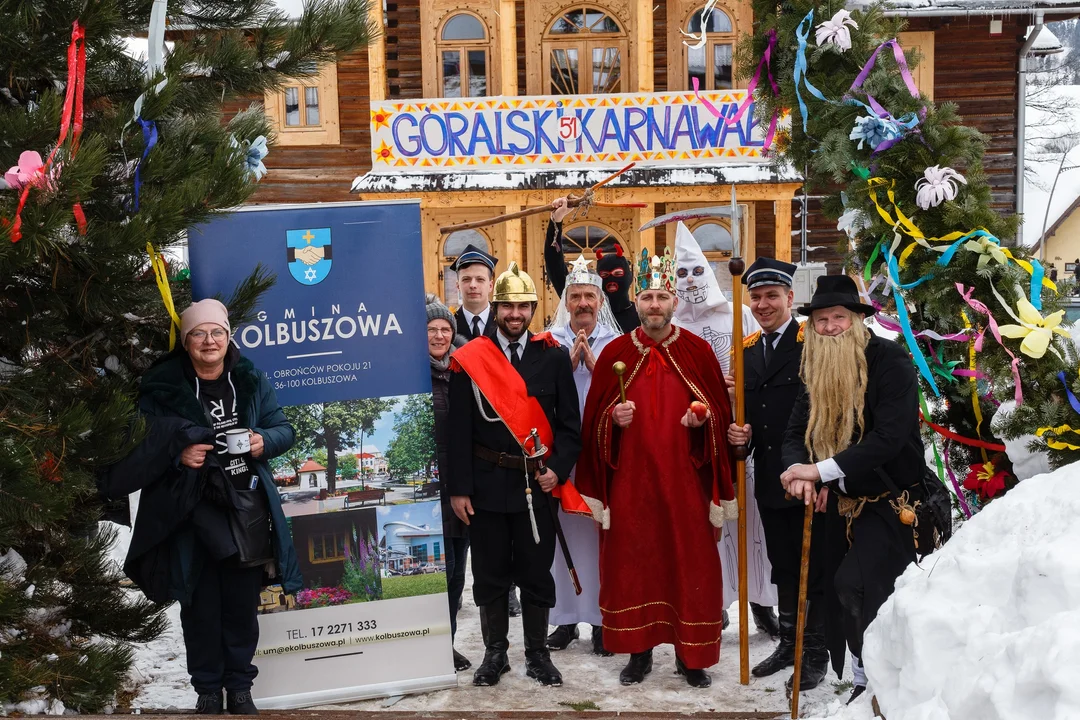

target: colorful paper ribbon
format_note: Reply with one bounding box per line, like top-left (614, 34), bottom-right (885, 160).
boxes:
top-left (132, 118), bottom-right (158, 211)
top-left (882, 237), bottom-right (939, 395)
top-left (920, 413), bottom-right (1007, 451)
top-left (721, 30), bottom-right (779, 151)
top-left (940, 438), bottom-right (974, 518)
top-left (957, 283), bottom-right (1022, 406)
top-left (793, 10), bottom-right (829, 135)
top-left (1035, 424), bottom-right (1080, 451)
top-left (3, 21), bottom-right (87, 242)
top-left (147, 242), bottom-right (181, 350)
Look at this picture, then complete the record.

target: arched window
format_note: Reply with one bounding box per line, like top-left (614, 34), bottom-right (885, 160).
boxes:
top-left (543, 6), bottom-right (627, 94)
top-left (441, 230), bottom-right (492, 306)
top-left (561, 222), bottom-right (627, 260)
top-left (438, 13), bottom-right (490, 98)
top-left (686, 6), bottom-right (735, 90)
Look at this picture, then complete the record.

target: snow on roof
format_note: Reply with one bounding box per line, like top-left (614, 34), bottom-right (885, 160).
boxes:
top-left (1029, 25), bottom-right (1065, 53)
top-left (352, 164), bottom-right (802, 194)
top-left (297, 458), bottom-right (326, 472)
top-left (1023, 84), bottom-right (1080, 248)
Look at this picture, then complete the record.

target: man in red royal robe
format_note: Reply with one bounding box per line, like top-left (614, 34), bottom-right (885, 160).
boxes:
top-left (576, 250), bottom-right (737, 689)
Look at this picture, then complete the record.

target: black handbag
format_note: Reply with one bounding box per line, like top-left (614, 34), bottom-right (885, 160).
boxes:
top-left (875, 464), bottom-right (953, 558)
top-left (202, 454), bottom-right (273, 568)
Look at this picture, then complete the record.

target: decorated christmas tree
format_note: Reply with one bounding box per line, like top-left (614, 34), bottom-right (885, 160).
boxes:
top-left (0, 1), bottom-right (372, 710)
top-left (732, 0), bottom-right (1078, 513)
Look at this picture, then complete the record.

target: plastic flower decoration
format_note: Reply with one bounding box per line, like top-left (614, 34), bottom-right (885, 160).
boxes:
top-left (964, 235), bottom-right (1008, 269)
top-left (915, 165), bottom-right (967, 210)
top-left (243, 135), bottom-right (269, 181)
top-left (4, 151), bottom-right (45, 190)
top-left (963, 460), bottom-right (1007, 501)
top-left (998, 298), bottom-right (1070, 359)
top-left (816, 9), bottom-right (858, 52)
top-left (850, 115), bottom-right (902, 151)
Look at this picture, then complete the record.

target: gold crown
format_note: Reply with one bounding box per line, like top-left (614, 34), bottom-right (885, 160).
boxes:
top-left (493, 262), bottom-right (538, 302)
top-left (635, 248), bottom-right (676, 293)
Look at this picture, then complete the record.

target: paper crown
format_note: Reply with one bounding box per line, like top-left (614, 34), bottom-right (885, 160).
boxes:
top-left (635, 248), bottom-right (676, 293)
top-left (566, 254), bottom-right (602, 288)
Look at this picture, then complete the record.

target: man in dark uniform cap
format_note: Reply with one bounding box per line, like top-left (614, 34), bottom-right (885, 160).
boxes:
top-left (447, 263), bottom-right (581, 688)
top-left (451, 243), bottom-right (499, 340)
top-left (727, 258), bottom-right (832, 692)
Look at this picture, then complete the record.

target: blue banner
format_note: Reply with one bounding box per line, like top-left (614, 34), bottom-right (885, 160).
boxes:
top-left (189, 201), bottom-right (429, 406)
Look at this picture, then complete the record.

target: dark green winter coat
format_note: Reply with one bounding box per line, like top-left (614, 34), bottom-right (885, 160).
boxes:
top-left (120, 346), bottom-right (301, 605)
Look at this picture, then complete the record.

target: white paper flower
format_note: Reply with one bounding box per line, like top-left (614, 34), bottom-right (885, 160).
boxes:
top-left (915, 165), bottom-right (967, 210)
top-left (816, 10), bottom-right (858, 52)
top-left (837, 206), bottom-right (871, 239)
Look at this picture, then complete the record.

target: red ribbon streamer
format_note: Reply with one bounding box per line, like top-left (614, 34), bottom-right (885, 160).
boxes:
top-left (920, 413), bottom-right (1006, 451)
top-left (5, 21), bottom-right (87, 242)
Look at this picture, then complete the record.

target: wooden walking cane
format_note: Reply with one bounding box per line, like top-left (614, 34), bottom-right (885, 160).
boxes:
top-left (728, 185), bottom-right (751, 685)
top-left (790, 501), bottom-right (815, 718)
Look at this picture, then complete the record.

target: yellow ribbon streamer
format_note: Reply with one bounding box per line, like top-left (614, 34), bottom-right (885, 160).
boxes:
top-left (866, 177), bottom-right (1059, 294)
top-left (1036, 424), bottom-right (1080, 451)
top-left (147, 242), bottom-right (181, 351)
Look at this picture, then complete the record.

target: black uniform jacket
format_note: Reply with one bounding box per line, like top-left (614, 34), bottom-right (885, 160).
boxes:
top-left (781, 333), bottom-right (924, 498)
top-left (446, 333), bottom-right (582, 514)
top-left (744, 320), bottom-right (804, 509)
top-left (454, 306), bottom-right (498, 341)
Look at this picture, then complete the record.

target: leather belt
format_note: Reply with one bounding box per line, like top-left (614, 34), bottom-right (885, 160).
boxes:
top-left (473, 444), bottom-right (542, 474)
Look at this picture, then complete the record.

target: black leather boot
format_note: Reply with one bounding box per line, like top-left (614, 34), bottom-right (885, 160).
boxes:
top-left (453, 648), bottom-right (472, 671)
top-left (225, 690), bottom-right (258, 715)
top-left (194, 691), bottom-right (223, 715)
top-left (675, 655), bottom-right (712, 688)
top-left (591, 625), bottom-right (614, 656)
top-left (752, 610), bottom-right (796, 677)
top-left (751, 602), bottom-right (781, 639)
top-left (522, 602), bottom-right (562, 686)
top-left (619, 649), bottom-right (653, 685)
top-left (508, 585), bottom-right (521, 617)
top-left (473, 596), bottom-right (511, 686)
top-left (545, 623), bottom-right (579, 650)
top-left (788, 599), bottom-right (830, 692)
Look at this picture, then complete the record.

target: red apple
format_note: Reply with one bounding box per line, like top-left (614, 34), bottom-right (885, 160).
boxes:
top-left (690, 401), bottom-right (708, 421)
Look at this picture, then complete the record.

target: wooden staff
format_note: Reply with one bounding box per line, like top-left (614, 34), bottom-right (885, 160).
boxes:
top-left (790, 501), bottom-right (814, 718)
top-left (439, 163), bottom-right (641, 234)
top-left (729, 185), bottom-right (751, 686)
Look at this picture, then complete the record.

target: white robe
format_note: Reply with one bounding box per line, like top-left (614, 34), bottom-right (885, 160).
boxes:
top-left (548, 322), bottom-right (619, 626)
top-left (671, 222), bottom-right (777, 608)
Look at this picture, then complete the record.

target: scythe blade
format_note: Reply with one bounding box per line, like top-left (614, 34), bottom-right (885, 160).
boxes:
top-left (637, 205), bottom-right (743, 232)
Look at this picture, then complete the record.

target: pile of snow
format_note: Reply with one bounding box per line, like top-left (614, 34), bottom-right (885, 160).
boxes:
top-left (861, 461), bottom-right (1080, 720)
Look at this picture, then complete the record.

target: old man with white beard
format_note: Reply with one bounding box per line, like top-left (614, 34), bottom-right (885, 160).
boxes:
top-left (670, 222), bottom-right (779, 636)
top-left (544, 255), bottom-right (622, 656)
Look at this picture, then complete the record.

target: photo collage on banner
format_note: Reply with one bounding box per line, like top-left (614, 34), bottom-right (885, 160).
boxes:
top-left (189, 201), bottom-right (455, 709)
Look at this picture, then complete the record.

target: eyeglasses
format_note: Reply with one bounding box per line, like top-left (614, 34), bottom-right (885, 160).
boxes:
top-left (189, 329), bottom-right (228, 342)
top-left (427, 327), bottom-right (454, 336)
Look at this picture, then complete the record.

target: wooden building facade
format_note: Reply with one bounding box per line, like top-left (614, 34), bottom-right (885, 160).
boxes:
top-left (230, 1), bottom-right (1070, 325)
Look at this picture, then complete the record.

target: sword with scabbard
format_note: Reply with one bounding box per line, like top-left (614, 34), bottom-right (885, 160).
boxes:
top-left (529, 428), bottom-right (582, 595)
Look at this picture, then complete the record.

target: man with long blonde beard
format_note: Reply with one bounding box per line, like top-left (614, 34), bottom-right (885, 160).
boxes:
top-left (576, 251), bottom-right (736, 689)
top-left (780, 276), bottom-right (924, 704)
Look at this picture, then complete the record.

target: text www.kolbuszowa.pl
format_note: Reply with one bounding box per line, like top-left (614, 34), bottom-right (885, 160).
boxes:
top-left (255, 628), bottom-right (433, 657)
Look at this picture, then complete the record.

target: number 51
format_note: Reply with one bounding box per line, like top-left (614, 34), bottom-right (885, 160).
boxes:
top-left (558, 116), bottom-right (581, 141)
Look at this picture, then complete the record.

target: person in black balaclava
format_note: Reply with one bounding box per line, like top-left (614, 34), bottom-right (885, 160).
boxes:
top-left (544, 197), bottom-right (640, 333)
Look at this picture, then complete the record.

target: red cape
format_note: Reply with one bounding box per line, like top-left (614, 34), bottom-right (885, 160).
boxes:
top-left (576, 326), bottom-right (737, 528)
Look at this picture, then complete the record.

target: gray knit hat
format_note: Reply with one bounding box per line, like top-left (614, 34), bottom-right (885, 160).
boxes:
top-left (425, 293), bottom-right (454, 327)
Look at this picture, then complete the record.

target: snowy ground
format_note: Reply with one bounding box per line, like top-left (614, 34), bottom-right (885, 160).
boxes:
top-left (110, 502), bottom-right (859, 717)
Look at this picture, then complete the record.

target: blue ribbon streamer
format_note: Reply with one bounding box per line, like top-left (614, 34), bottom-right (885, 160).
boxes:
top-left (1058, 371), bottom-right (1080, 415)
top-left (936, 229), bottom-right (997, 266)
top-left (794, 11), bottom-right (830, 134)
top-left (133, 116), bottom-right (158, 212)
top-left (884, 241), bottom-right (941, 396)
top-left (1029, 257), bottom-right (1045, 311)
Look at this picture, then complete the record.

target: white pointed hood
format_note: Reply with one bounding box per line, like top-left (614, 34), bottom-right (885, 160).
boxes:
top-left (671, 222), bottom-right (760, 373)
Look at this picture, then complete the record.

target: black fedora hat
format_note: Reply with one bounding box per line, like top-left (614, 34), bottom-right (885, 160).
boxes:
top-left (796, 275), bottom-right (877, 317)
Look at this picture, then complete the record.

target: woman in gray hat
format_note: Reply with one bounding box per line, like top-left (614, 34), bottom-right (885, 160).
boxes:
top-left (426, 293), bottom-right (472, 671)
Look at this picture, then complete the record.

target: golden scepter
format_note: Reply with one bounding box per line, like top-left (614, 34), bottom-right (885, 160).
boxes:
top-left (612, 361), bottom-right (627, 404)
top-left (729, 184), bottom-right (751, 686)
